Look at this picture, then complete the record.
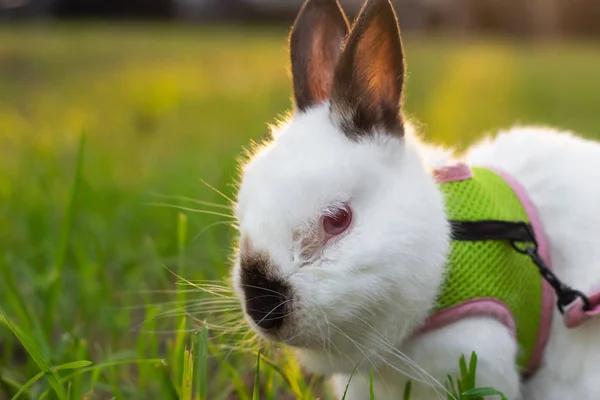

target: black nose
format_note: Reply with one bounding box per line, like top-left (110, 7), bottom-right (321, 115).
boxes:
top-left (241, 266), bottom-right (290, 331)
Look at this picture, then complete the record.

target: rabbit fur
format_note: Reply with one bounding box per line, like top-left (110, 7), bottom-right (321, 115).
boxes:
top-left (230, 0), bottom-right (600, 398)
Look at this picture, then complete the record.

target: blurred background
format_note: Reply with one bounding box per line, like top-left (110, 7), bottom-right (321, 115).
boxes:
top-left (2, 0), bottom-right (600, 36)
top-left (1, 1), bottom-right (600, 399)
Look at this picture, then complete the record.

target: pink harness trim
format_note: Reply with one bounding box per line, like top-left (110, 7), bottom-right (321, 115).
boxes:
top-left (420, 163), bottom-right (554, 376)
top-left (488, 167), bottom-right (554, 375)
top-left (432, 163), bottom-right (473, 183)
top-left (413, 298), bottom-right (516, 337)
top-left (564, 289), bottom-right (600, 328)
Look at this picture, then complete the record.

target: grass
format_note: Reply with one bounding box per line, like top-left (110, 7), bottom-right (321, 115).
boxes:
top-left (0, 21), bottom-right (600, 399)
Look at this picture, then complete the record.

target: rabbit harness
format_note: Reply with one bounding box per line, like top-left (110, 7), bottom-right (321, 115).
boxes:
top-left (412, 163), bottom-right (600, 378)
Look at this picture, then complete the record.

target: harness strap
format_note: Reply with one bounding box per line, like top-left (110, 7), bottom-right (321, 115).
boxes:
top-left (450, 219), bottom-right (596, 328)
top-left (450, 220), bottom-right (534, 243)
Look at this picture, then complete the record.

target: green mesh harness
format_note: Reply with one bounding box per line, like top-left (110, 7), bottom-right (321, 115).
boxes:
top-left (416, 165), bottom-right (555, 376)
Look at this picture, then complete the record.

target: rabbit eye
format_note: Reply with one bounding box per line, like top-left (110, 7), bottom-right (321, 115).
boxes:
top-left (323, 205), bottom-right (352, 236)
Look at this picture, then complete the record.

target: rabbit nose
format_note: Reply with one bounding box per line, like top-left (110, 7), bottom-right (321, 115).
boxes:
top-left (241, 266), bottom-right (290, 331)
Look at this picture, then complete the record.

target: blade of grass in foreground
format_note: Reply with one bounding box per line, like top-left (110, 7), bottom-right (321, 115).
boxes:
top-left (38, 358), bottom-right (167, 400)
top-left (173, 315), bottom-right (188, 397)
top-left (253, 351), bottom-right (298, 397)
top-left (44, 131), bottom-right (85, 334)
top-left (10, 371), bottom-right (43, 400)
top-left (369, 369), bottom-right (375, 400)
top-left (252, 350), bottom-right (261, 400)
top-left (11, 361), bottom-right (93, 400)
top-left (403, 381), bottom-right (412, 400)
top-left (137, 305), bottom-right (160, 389)
top-left (341, 360), bottom-right (361, 400)
top-left (0, 307), bottom-right (67, 400)
top-left (0, 257), bottom-right (49, 361)
top-left (462, 388), bottom-right (508, 400)
top-left (181, 343), bottom-right (194, 400)
top-left (197, 323), bottom-right (209, 400)
top-left (173, 212), bottom-right (189, 391)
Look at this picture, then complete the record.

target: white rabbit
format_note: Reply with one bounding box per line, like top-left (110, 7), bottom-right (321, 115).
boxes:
top-left (230, 0), bottom-right (600, 399)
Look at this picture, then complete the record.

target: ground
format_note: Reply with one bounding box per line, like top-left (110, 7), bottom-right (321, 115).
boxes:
top-left (1, 23), bottom-right (600, 399)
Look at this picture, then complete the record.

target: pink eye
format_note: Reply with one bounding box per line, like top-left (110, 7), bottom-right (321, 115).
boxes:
top-left (323, 205), bottom-right (352, 236)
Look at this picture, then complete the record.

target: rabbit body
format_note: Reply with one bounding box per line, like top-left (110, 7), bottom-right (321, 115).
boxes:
top-left (326, 126), bottom-right (600, 399)
top-left (230, 0), bottom-right (600, 399)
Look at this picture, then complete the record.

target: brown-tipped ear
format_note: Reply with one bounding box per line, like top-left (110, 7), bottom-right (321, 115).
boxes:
top-left (289, 0), bottom-right (350, 112)
top-left (331, 0), bottom-right (406, 139)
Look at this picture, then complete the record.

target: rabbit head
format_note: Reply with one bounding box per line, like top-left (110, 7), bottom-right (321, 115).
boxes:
top-left (231, 0), bottom-right (450, 374)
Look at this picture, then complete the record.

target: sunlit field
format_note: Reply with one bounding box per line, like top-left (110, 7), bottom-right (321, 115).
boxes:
top-left (1, 23), bottom-right (600, 399)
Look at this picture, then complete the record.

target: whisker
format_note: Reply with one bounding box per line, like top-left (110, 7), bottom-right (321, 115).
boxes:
top-left (155, 307), bottom-right (242, 319)
top-left (361, 331), bottom-right (444, 391)
top-left (192, 221), bottom-right (238, 242)
top-left (146, 202), bottom-right (237, 219)
top-left (180, 302), bottom-right (242, 311)
top-left (354, 329), bottom-right (451, 399)
top-left (236, 283), bottom-right (287, 297)
top-left (151, 300), bottom-right (242, 317)
top-left (329, 324), bottom-right (373, 368)
top-left (348, 312), bottom-right (449, 394)
top-left (148, 192), bottom-right (233, 210)
top-left (122, 288), bottom-right (221, 295)
top-left (200, 178), bottom-right (235, 205)
top-left (313, 302), bottom-right (333, 356)
top-left (119, 298), bottom-right (239, 311)
top-left (173, 283), bottom-right (234, 294)
top-left (283, 327), bottom-right (307, 345)
top-left (175, 279), bottom-right (228, 284)
top-left (174, 282), bottom-right (233, 290)
top-left (330, 323), bottom-right (421, 389)
top-left (163, 268), bottom-right (235, 299)
top-left (334, 295), bottom-right (452, 399)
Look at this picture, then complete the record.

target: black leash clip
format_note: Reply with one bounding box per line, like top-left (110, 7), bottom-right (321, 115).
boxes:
top-left (510, 227), bottom-right (591, 314)
top-left (449, 219), bottom-right (592, 315)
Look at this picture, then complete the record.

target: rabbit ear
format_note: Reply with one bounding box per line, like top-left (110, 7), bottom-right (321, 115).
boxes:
top-left (331, 0), bottom-right (406, 139)
top-left (289, 0), bottom-right (350, 112)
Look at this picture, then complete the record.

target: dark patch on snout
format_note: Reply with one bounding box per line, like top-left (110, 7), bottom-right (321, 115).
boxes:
top-left (240, 254), bottom-right (290, 331)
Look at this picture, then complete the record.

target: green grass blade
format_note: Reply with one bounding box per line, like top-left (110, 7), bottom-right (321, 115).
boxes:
top-left (263, 359), bottom-right (277, 400)
top-left (369, 369), bottom-right (375, 400)
top-left (0, 257), bottom-right (49, 359)
top-left (44, 131), bottom-right (85, 334)
top-left (38, 358), bottom-right (166, 400)
top-left (153, 360), bottom-right (180, 400)
top-left (467, 352), bottom-right (478, 390)
top-left (172, 315), bottom-right (188, 396)
top-left (173, 212), bottom-right (189, 393)
top-left (252, 350), bottom-right (261, 400)
top-left (253, 352), bottom-right (293, 391)
top-left (341, 360), bottom-right (362, 400)
top-left (197, 323), bottom-right (209, 400)
top-left (70, 338), bottom-right (88, 399)
top-left (446, 375), bottom-right (458, 400)
top-left (181, 344), bottom-right (194, 400)
top-left (457, 353), bottom-right (468, 395)
top-left (403, 380), bottom-right (412, 400)
top-left (51, 360), bottom-right (93, 372)
top-left (10, 371), bottom-right (44, 400)
top-left (0, 307), bottom-right (67, 400)
top-left (458, 354), bottom-right (468, 382)
top-left (462, 387), bottom-right (508, 400)
top-left (177, 212), bottom-right (188, 305)
top-left (137, 305), bottom-right (160, 388)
